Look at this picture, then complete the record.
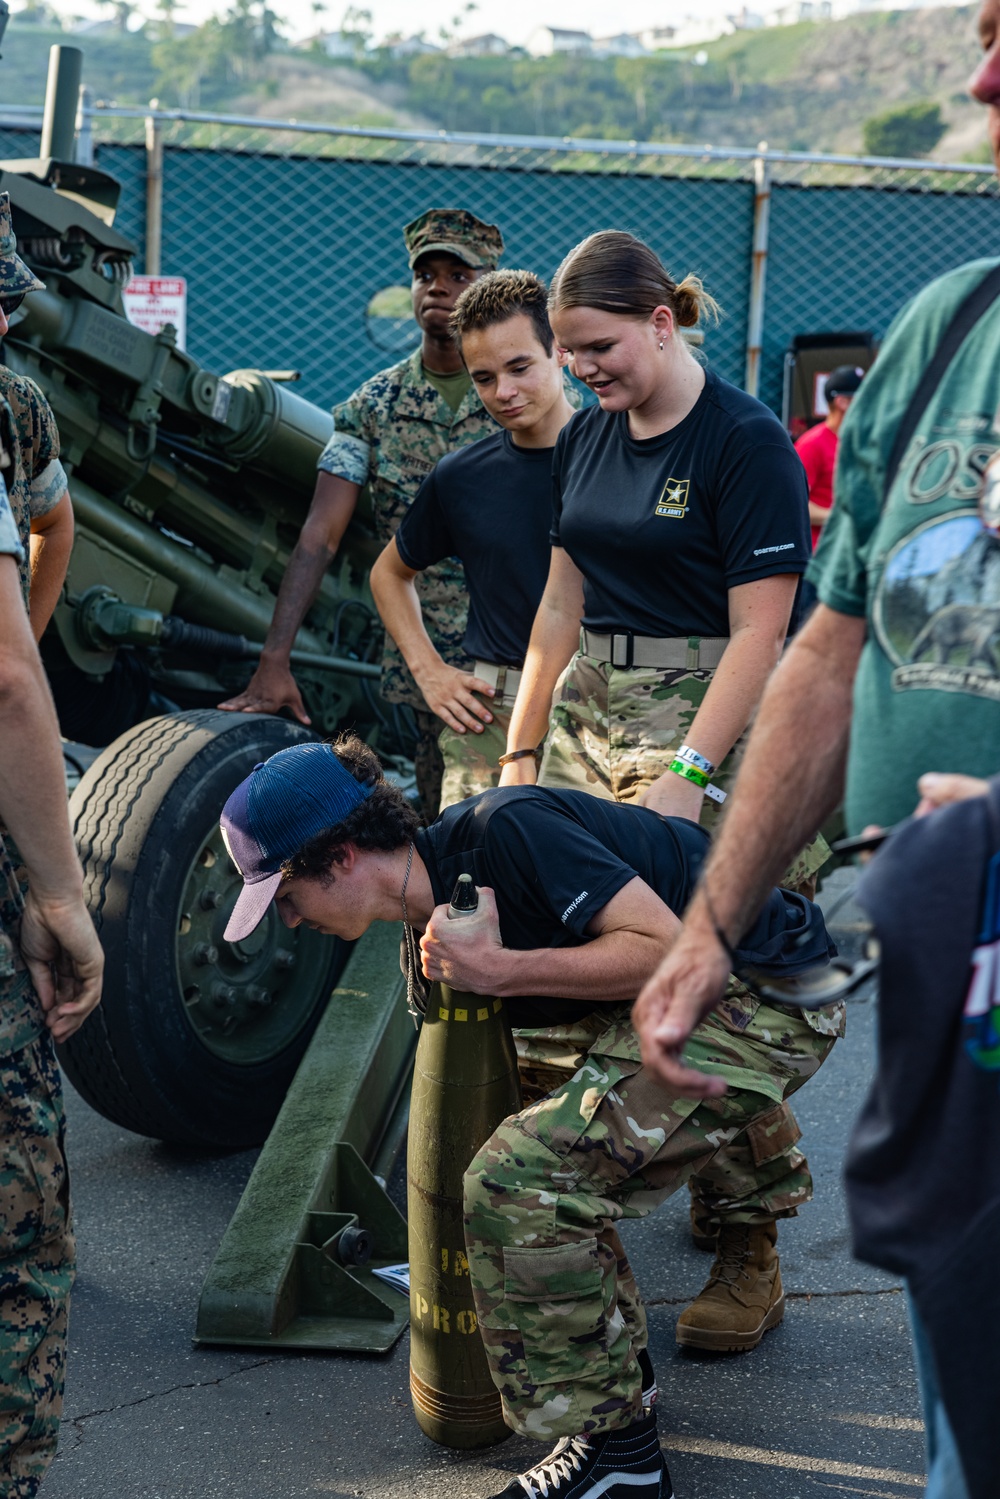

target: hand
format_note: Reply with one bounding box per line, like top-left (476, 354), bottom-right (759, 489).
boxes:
top-left (218, 657), bottom-right (311, 725)
top-left (414, 663), bottom-right (495, 735)
top-left (19, 889), bottom-right (104, 1042)
top-left (638, 770), bottom-right (706, 823)
top-left (498, 756), bottom-right (538, 788)
top-left (915, 772), bottom-right (990, 817)
top-left (419, 886), bottom-right (506, 994)
top-left (632, 914), bottom-right (731, 1097)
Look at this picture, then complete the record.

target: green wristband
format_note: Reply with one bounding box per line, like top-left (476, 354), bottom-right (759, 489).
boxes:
top-left (669, 758), bottom-right (709, 789)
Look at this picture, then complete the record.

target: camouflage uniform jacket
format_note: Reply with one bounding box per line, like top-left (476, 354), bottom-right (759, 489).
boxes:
top-left (0, 366), bottom-right (63, 1055)
top-left (319, 349), bottom-right (496, 707)
top-left (0, 365), bottom-right (65, 608)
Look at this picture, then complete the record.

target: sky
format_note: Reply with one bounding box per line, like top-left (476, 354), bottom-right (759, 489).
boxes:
top-left (26, 0), bottom-right (976, 48)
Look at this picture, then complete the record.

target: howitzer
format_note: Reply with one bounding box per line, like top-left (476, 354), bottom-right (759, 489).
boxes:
top-left (1, 46), bottom-right (416, 1155)
top-left (0, 155), bottom-right (391, 746)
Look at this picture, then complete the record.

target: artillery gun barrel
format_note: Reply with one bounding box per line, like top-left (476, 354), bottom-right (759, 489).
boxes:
top-left (40, 46), bottom-right (82, 161)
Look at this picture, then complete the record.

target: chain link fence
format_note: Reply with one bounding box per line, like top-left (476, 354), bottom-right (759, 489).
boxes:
top-left (3, 105), bottom-right (999, 416)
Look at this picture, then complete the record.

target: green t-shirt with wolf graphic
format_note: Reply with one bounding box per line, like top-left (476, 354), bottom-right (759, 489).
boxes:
top-left (808, 256), bottom-right (1000, 833)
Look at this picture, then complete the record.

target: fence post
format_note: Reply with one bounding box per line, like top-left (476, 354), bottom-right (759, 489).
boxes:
top-left (145, 105), bottom-right (164, 277)
top-left (744, 140), bottom-right (771, 398)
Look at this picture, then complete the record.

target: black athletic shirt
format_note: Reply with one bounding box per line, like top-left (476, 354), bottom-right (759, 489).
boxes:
top-left (551, 369), bottom-right (811, 637)
top-left (415, 785), bottom-right (709, 1027)
top-left (394, 429), bottom-right (554, 666)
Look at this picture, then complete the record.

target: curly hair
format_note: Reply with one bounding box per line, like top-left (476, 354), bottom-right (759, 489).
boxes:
top-left (281, 733), bottom-right (420, 885)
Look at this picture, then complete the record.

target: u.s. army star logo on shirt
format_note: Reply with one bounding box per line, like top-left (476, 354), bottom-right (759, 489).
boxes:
top-left (655, 477), bottom-right (690, 518)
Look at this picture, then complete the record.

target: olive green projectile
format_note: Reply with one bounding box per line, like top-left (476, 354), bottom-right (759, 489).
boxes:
top-left (406, 878), bottom-right (521, 1449)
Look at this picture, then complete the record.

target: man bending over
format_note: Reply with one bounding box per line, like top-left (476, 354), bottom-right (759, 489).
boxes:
top-left (219, 737), bottom-right (840, 1499)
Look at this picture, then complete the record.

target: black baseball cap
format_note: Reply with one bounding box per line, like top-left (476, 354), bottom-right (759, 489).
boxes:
top-left (825, 365), bottom-right (865, 401)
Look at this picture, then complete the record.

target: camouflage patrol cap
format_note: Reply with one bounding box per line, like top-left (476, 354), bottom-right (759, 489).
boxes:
top-left (0, 192), bottom-right (44, 299)
top-left (403, 207), bottom-right (504, 271)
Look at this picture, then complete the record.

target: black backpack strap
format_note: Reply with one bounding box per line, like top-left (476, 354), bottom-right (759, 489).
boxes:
top-left (883, 260), bottom-right (1000, 503)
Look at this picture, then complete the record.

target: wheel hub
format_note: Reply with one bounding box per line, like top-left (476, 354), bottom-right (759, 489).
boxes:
top-left (176, 830), bottom-right (333, 1064)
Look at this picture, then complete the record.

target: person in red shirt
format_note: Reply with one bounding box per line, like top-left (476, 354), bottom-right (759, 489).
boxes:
top-left (795, 363), bottom-right (865, 548)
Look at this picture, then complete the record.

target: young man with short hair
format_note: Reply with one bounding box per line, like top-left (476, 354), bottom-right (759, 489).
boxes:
top-left (219, 735), bottom-right (838, 1499)
top-left (370, 270), bottom-right (577, 808)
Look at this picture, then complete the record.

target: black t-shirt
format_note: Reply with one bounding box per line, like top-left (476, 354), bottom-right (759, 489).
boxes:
top-left (394, 429), bottom-right (554, 666)
top-left (551, 369), bottom-right (811, 637)
top-left (415, 785), bottom-right (709, 1027)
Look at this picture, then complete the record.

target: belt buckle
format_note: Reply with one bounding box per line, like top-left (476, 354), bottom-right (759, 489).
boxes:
top-left (611, 633), bottom-right (633, 669)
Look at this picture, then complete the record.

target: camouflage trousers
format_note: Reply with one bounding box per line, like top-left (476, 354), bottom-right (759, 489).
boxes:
top-left (438, 695), bottom-right (516, 809)
top-left (0, 1029), bottom-right (75, 1496)
top-left (537, 651), bottom-right (833, 1230)
top-left (464, 994), bottom-right (841, 1442)
top-left (414, 708), bottom-right (447, 821)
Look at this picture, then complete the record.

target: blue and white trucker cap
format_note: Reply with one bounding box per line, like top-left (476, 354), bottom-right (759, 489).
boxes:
top-left (220, 743), bottom-right (374, 942)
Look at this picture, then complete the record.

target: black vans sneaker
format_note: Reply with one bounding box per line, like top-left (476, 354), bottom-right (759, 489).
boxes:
top-left (486, 1410), bottom-right (673, 1499)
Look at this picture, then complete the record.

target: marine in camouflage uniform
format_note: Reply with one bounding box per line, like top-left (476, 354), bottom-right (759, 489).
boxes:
top-left (0, 191), bottom-right (76, 1497)
top-left (318, 208), bottom-right (503, 815)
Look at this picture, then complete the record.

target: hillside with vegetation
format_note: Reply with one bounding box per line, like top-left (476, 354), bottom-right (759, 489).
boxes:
top-left (0, 2), bottom-right (989, 159)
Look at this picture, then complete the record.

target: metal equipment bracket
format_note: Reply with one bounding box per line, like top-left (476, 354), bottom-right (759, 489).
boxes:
top-left (195, 923), bottom-right (415, 1353)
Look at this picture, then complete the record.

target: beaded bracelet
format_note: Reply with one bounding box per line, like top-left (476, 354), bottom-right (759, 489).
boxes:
top-left (676, 743), bottom-right (716, 776)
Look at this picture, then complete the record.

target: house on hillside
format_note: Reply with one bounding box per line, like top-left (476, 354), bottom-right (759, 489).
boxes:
top-left (593, 33), bottom-right (647, 57)
top-left (765, 1), bottom-right (832, 23)
top-left (303, 30), bottom-right (361, 58)
top-left (383, 34), bottom-right (442, 56)
top-left (731, 7), bottom-right (766, 28)
top-left (525, 26), bottom-right (594, 57)
top-left (637, 8), bottom-right (765, 50)
top-left (638, 26), bottom-right (677, 50)
top-left (645, 15), bottom-right (739, 48)
top-left (449, 33), bottom-right (510, 56)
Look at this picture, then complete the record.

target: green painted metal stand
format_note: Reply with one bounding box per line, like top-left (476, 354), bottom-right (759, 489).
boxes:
top-left (195, 923), bottom-right (416, 1353)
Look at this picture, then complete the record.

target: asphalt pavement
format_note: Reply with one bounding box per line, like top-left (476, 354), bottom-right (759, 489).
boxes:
top-left (42, 870), bottom-right (925, 1499)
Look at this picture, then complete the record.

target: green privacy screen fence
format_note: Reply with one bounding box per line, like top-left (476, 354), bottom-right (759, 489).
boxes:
top-left (4, 110), bottom-right (1000, 417)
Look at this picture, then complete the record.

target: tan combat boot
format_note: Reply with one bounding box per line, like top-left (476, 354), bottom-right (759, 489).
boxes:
top-left (675, 1221), bottom-right (784, 1353)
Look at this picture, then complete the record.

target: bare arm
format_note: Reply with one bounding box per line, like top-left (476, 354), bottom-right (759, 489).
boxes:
top-left (369, 537), bottom-right (496, 733)
top-left (419, 878), bottom-right (681, 1000)
top-left (808, 501), bottom-right (830, 530)
top-left (28, 488), bottom-right (73, 641)
top-left (0, 555), bottom-right (103, 1039)
top-left (219, 471), bottom-right (360, 722)
top-left (640, 573), bottom-right (800, 822)
top-left (633, 603), bottom-right (866, 1095)
top-left (499, 547), bottom-right (585, 787)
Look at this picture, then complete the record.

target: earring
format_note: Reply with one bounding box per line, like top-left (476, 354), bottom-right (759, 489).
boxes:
top-left (658, 339), bottom-right (665, 351)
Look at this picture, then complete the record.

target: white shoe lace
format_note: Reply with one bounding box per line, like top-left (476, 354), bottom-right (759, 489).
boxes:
top-left (516, 1435), bottom-right (593, 1498)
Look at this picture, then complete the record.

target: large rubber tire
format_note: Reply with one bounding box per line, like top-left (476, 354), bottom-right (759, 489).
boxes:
top-left (59, 709), bottom-right (349, 1149)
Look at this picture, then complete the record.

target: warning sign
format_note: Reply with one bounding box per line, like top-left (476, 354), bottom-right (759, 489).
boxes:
top-left (123, 276), bottom-right (187, 351)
